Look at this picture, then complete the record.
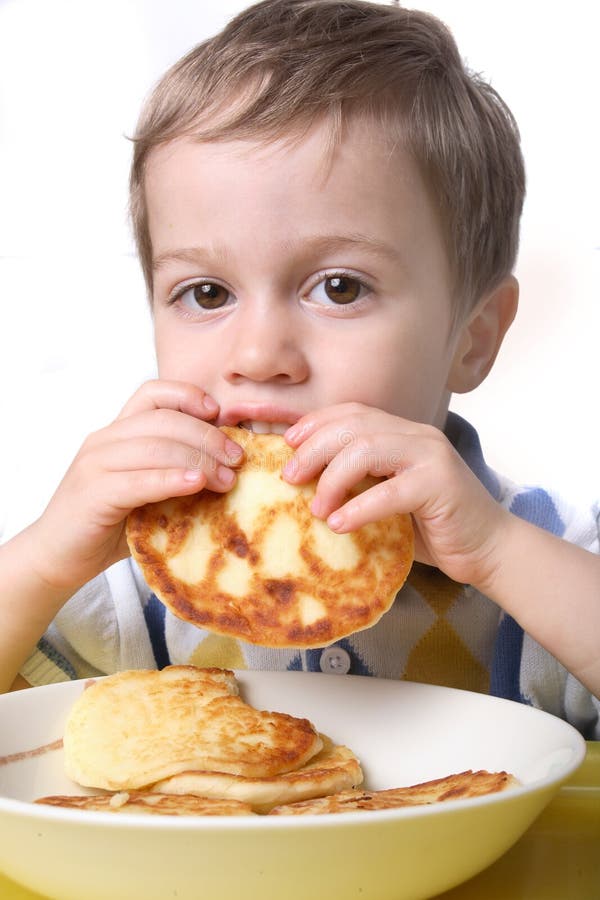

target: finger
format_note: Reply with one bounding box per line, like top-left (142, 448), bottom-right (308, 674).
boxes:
top-left (90, 410), bottom-right (244, 469)
top-left (325, 475), bottom-right (411, 533)
top-left (117, 379), bottom-right (219, 421)
top-left (283, 410), bottom-right (422, 483)
top-left (285, 404), bottom-right (425, 450)
top-left (95, 436), bottom-right (239, 493)
top-left (284, 403), bottom-right (372, 448)
top-left (323, 437), bottom-right (468, 533)
top-left (100, 466), bottom-right (211, 517)
top-left (309, 435), bottom-right (405, 519)
top-left (283, 414), bottom-right (379, 483)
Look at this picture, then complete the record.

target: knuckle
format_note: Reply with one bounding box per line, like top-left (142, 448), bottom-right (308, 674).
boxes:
top-left (128, 379), bottom-right (160, 406)
top-left (382, 475), bottom-right (401, 501)
top-left (351, 434), bottom-right (377, 460)
top-left (430, 434), bottom-right (456, 464)
top-left (81, 427), bottom-right (104, 450)
top-left (345, 401), bottom-right (368, 415)
top-left (141, 377), bottom-right (161, 393)
top-left (357, 433), bottom-right (376, 451)
top-left (73, 441), bottom-right (100, 475)
top-left (420, 422), bottom-right (445, 442)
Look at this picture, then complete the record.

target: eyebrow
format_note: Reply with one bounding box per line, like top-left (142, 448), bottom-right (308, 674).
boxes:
top-left (287, 233), bottom-right (403, 265)
top-left (153, 246), bottom-right (229, 272)
top-left (152, 233), bottom-right (402, 272)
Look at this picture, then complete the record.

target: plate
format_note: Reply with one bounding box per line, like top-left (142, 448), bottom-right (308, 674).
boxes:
top-left (0, 672), bottom-right (586, 900)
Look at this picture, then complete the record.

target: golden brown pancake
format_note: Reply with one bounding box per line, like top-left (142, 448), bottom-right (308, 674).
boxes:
top-left (126, 426), bottom-right (414, 647)
top-left (151, 734), bottom-right (363, 814)
top-left (36, 791), bottom-right (255, 816)
top-left (268, 769), bottom-right (518, 815)
top-left (63, 667), bottom-right (322, 791)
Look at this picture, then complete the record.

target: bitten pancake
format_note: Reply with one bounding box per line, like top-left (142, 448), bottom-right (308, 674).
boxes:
top-left (64, 667), bottom-right (322, 791)
top-left (151, 734), bottom-right (363, 814)
top-left (269, 770), bottom-right (518, 815)
top-left (36, 791), bottom-right (255, 816)
top-left (126, 426), bottom-right (414, 647)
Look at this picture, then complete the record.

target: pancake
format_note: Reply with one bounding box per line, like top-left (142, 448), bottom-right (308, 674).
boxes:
top-left (268, 769), bottom-right (519, 815)
top-left (63, 667), bottom-right (322, 791)
top-left (126, 426), bottom-right (414, 647)
top-left (35, 791), bottom-right (256, 816)
top-left (151, 734), bottom-right (363, 814)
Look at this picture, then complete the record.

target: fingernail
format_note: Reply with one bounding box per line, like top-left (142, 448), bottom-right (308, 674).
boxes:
top-left (327, 511), bottom-right (344, 531)
top-left (285, 423), bottom-right (307, 444)
top-left (282, 458), bottom-right (298, 480)
top-left (184, 468), bottom-right (203, 483)
top-left (203, 395), bottom-right (219, 413)
top-left (225, 439), bottom-right (243, 463)
top-left (310, 496), bottom-right (324, 517)
top-left (217, 465), bottom-right (235, 485)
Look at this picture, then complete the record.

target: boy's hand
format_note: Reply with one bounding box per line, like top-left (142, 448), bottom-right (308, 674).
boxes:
top-left (29, 380), bottom-right (243, 593)
top-left (283, 403), bottom-right (509, 588)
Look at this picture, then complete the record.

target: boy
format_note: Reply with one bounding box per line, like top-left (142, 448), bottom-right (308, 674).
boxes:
top-left (1, 0), bottom-right (598, 736)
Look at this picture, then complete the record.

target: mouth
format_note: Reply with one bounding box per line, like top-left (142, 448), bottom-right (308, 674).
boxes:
top-left (237, 421), bottom-right (290, 435)
top-left (220, 406), bottom-right (302, 435)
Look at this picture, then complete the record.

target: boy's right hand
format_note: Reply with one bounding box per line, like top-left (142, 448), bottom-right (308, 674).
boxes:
top-left (28, 380), bottom-right (242, 593)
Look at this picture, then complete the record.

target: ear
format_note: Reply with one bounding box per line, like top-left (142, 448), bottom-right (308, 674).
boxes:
top-left (447, 275), bottom-right (519, 394)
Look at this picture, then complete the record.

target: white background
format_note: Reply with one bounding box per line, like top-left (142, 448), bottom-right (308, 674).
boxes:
top-left (1, 0), bottom-right (599, 540)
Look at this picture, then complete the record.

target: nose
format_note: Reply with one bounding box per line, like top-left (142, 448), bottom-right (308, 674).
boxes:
top-left (223, 301), bottom-right (309, 385)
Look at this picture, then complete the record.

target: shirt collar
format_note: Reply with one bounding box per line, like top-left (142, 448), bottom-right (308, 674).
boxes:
top-left (444, 412), bottom-right (501, 501)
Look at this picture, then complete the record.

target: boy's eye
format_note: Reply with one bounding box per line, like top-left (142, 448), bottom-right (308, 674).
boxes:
top-left (324, 276), bottom-right (361, 304)
top-left (175, 281), bottom-right (231, 311)
top-left (308, 274), bottom-right (368, 306)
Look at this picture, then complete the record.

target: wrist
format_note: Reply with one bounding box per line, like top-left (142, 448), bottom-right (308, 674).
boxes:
top-left (467, 506), bottom-right (517, 599)
top-left (10, 519), bottom-right (84, 600)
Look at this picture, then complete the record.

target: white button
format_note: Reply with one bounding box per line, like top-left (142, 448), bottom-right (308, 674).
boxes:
top-left (319, 646), bottom-right (351, 675)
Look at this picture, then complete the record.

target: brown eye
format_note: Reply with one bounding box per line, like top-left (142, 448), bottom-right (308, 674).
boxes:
top-left (192, 282), bottom-right (229, 309)
top-left (324, 276), bottom-right (361, 304)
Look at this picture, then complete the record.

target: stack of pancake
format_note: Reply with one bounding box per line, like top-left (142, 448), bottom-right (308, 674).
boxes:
top-left (36, 666), bottom-right (516, 817)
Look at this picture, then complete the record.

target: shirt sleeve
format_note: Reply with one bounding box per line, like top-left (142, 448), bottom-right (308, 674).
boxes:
top-left (519, 497), bottom-right (600, 738)
top-left (20, 559), bottom-right (157, 685)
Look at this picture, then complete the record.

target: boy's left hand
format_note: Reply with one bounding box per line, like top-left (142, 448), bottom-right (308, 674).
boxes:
top-left (283, 403), bottom-right (510, 588)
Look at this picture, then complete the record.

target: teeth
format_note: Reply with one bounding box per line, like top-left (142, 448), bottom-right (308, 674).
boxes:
top-left (239, 420), bottom-right (289, 435)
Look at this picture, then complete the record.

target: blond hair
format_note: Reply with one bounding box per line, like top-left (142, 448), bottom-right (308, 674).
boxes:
top-left (130, 0), bottom-right (525, 315)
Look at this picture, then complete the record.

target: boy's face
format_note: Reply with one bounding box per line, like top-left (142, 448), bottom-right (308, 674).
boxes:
top-left (147, 120), bottom-right (463, 431)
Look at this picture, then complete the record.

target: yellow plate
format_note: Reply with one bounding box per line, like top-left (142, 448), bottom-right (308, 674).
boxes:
top-left (2, 743), bottom-right (597, 900)
top-left (0, 672), bottom-right (586, 900)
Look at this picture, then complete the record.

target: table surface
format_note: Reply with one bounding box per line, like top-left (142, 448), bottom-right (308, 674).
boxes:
top-left (1, 743), bottom-right (598, 899)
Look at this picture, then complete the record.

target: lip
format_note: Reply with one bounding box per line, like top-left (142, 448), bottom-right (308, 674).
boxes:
top-left (218, 405), bottom-right (305, 428)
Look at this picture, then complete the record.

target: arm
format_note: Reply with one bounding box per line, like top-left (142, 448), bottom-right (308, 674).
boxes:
top-left (0, 525), bottom-right (73, 693)
top-left (475, 511), bottom-right (600, 695)
top-left (0, 380), bottom-right (242, 693)
top-left (284, 404), bottom-right (600, 697)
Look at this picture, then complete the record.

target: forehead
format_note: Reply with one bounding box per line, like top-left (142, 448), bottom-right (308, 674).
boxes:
top-left (144, 120), bottom-right (448, 281)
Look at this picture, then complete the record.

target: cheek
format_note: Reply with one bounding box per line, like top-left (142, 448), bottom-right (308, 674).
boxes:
top-left (153, 320), bottom-right (212, 382)
top-left (347, 328), bottom-right (454, 421)
top-left (153, 320), bottom-right (175, 376)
